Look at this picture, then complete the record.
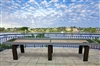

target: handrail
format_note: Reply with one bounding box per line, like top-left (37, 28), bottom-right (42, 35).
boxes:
top-left (0, 33), bottom-right (100, 41)
top-left (0, 32), bottom-right (100, 36)
top-left (0, 33), bottom-right (100, 50)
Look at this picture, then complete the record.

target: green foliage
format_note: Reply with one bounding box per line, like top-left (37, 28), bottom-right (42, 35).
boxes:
top-left (0, 27), bottom-right (5, 32)
top-left (71, 28), bottom-right (73, 32)
top-left (8, 39), bottom-right (16, 41)
top-left (25, 36), bottom-right (31, 38)
top-left (87, 39), bottom-right (94, 43)
top-left (0, 39), bottom-right (14, 49)
top-left (84, 27), bottom-right (96, 33)
top-left (0, 44), bottom-right (1, 48)
top-left (36, 33), bottom-right (45, 38)
top-left (31, 34), bottom-right (34, 37)
top-left (20, 27), bottom-right (29, 31)
top-left (70, 26), bottom-right (77, 28)
top-left (87, 38), bottom-right (100, 44)
top-left (78, 27), bottom-right (83, 30)
top-left (25, 34), bottom-right (34, 38)
top-left (57, 27), bottom-right (66, 32)
top-left (6, 28), bottom-right (11, 32)
top-left (0, 26), bottom-right (98, 33)
top-left (45, 45), bottom-right (48, 47)
top-left (93, 37), bottom-right (100, 43)
top-left (0, 44), bottom-right (12, 49)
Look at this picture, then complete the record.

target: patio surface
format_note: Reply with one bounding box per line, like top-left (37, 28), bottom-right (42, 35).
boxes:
top-left (0, 47), bottom-right (100, 66)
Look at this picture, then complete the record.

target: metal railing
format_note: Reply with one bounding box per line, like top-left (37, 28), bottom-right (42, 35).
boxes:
top-left (0, 33), bottom-right (100, 50)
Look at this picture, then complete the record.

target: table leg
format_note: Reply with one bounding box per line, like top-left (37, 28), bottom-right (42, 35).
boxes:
top-left (79, 45), bottom-right (83, 54)
top-left (20, 45), bottom-right (25, 53)
top-left (83, 46), bottom-right (89, 61)
top-left (48, 45), bottom-right (52, 60)
top-left (12, 45), bottom-right (18, 60)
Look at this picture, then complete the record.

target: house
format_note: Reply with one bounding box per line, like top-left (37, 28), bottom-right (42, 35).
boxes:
top-left (72, 28), bottom-right (79, 33)
top-left (53, 28), bottom-right (57, 31)
top-left (65, 28), bottom-right (71, 31)
top-left (96, 28), bottom-right (100, 33)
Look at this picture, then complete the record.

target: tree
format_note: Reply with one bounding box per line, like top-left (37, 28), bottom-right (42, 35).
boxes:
top-left (70, 26), bottom-right (77, 28)
top-left (71, 28), bottom-right (73, 32)
top-left (6, 28), bottom-right (11, 32)
top-left (83, 27), bottom-right (96, 33)
top-left (20, 27), bottom-right (29, 32)
top-left (0, 27), bottom-right (5, 32)
top-left (57, 27), bottom-right (66, 32)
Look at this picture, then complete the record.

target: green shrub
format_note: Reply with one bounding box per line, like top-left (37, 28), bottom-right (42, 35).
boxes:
top-left (45, 45), bottom-right (48, 47)
top-left (31, 34), bottom-right (34, 37)
top-left (0, 44), bottom-right (12, 49)
top-left (25, 34), bottom-right (34, 38)
top-left (25, 36), bottom-right (31, 38)
top-left (36, 33), bottom-right (45, 38)
top-left (93, 38), bottom-right (100, 43)
top-left (87, 39), bottom-right (94, 43)
top-left (8, 39), bottom-right (16, 41)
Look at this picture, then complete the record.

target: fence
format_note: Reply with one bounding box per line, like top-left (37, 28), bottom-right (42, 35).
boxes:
top-left (0, 33), bottom-right (100, 49)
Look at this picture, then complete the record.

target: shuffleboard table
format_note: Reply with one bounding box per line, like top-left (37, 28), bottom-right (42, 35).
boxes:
top-left (3, 38), bottom-right (99, 61)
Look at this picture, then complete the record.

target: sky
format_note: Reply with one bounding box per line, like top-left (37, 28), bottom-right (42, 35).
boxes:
top-left (0, 0), bottom-right (100, 28)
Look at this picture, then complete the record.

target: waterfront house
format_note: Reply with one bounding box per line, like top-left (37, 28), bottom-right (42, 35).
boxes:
top-left (65, 27), bottom-right (71, 31)
top-left (72, 28), bottom-right (79, 33)
top-left (96, 28), bottom-right (100, 33)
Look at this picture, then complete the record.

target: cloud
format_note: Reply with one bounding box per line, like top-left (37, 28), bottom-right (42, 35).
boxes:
top-left (78, 0), bottom-right (83, 2)
top-left (63, 0), bottom-right (66, 2)
top-left (29, 7), bottom-right (36, 11)
top-left (51, 0), bottom-right (58, 2)
top-left (71, 0), bottom-right (76, 2)
top-left (28, 0), bottom-right (39, 7)
top-left (85, 0), bottom-right (99, 2)
top-left (41, 0), bottom-right (50, 7)
top-left (29, 0), bottom-right (35, 2)
top-left (1, 0), bottom-right (99, 28)
top-left (54, 3), bottom-right (67, 12)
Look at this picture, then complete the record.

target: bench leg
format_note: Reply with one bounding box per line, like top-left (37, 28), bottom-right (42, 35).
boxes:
top-left (20, 45), bottom-right (25, 53)
top-left (51, 45), bottom-right (53, 53)
top-left (12, 45), bottom-right (18, 60)
top-left (48, 45), bottom-right (52, 60)
top-left (83, 46), bottom-right (89, 61)
top-left (79, 45), bottom-right (83, 54)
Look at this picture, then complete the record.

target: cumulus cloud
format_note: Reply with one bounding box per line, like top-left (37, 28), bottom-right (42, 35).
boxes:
top-left (0, 0), bottom-right (99, 28)
top-left (63, 0), bottom-right (66, 2)
top-left (71, 0), bottom-right (76, 2)
top-left (41, 0), bottom-right (51, 8)
top-left (79, 0), bottom-right (83, 2)
top-left (51, 0), bottom-right (58, 2)
top-left (29, 7), bottom-right (35, 11)
top-left (30, 0), bottom-right (35, 2)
